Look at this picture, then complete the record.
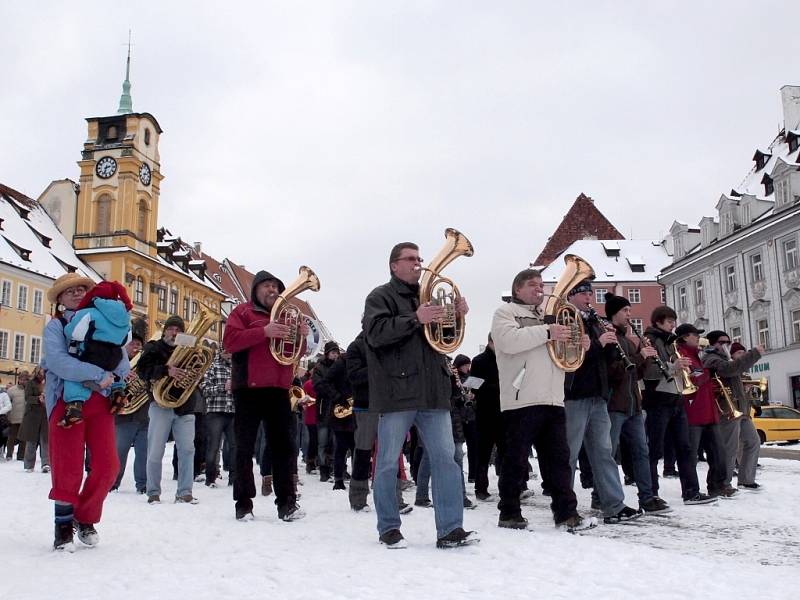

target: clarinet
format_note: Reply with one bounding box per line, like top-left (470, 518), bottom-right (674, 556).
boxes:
top-left (629, 322), bottom-right (674, 383)
top-left (587, 308), bottom-right (635, 371)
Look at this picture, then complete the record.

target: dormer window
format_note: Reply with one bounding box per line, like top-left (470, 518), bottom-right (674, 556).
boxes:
top-left (722, 211), bottom-right (734, 235)
top-left (788, 131), bottom-right (800, 154)
top-left (776, 179), bottom-right (792, 206)
top-left (674, 236), bottom-right (684, 258)
top-left (601, 241), bottom-right (620, 257)
top-left (753, 150), bottom-right (772, 171)
top-left (741, 203), bottom-right (751, 225)
top-left (3, 237), bottom-right (31, 262)
top-left (761, 173), bottom-right (774, 196)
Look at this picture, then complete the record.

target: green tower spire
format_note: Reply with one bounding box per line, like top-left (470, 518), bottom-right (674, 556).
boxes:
top-left (117, 31), bottom-right (133, 114)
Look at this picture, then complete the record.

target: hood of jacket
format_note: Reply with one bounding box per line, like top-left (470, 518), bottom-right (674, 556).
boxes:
top-left (251, 270), bottom-right (286, 312)
top-left (91, 297), bottom-right (132, 328)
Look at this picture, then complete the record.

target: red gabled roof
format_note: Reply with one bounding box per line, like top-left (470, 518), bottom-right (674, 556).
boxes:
top-left (226, 261), bottom-right (255, 301)
top-left (533, 193), bottom-right (624, 267)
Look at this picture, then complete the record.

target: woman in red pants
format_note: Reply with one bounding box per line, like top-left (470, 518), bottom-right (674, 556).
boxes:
top-left (43, 273), bottom-right (131, 551)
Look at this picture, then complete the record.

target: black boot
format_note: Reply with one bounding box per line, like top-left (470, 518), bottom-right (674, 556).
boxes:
top-left (54, 522), bottom-right (75, 551)
top-left (333, 479), bottom-right (346, 490)
top-left (319, 466), bottom-right (331, 483)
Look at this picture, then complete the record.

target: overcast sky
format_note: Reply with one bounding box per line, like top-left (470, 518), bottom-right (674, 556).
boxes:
top-left (2, 2), bottom-right (799, 355)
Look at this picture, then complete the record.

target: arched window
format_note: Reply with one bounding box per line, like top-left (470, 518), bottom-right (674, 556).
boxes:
top-left (144, 128), bottom-right (151, 146)
top-left (134, 276), bottom-right (145, 305)
top-left (96, 195), bottom-right (112, 234)
top-left (137, 199), bottom-right (148, 240)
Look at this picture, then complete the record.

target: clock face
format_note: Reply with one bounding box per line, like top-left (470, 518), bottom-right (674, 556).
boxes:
top-left (139, 163), bottom-right (152, 186)
top-left (96, 156), bottom-right (117, 179)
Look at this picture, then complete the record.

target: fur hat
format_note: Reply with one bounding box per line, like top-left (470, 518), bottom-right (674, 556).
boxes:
top-left (604, 292), bottom-right (630, 320)
top-left (164, 315), bottom-right (186, 332)
top-left (47, 272), bottom-right (95, 304)
top-left (76, 280), bottom-right (133, 312)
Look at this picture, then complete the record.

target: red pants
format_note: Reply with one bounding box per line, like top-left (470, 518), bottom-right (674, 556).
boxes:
top-left (48, 392), bottom-right (119, 524)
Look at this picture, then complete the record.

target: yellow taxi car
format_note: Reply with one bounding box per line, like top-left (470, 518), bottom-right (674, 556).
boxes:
top-left (753, 405), bottom-right (800, 444)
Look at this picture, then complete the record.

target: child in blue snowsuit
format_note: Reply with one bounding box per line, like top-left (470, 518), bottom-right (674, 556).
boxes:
top-left (60, 281), bottom-right (133, 427)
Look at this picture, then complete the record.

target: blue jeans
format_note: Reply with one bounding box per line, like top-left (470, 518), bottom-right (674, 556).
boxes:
top-left (375, 410), bottom-right (462, 538)
top-left (205, 412), bottom-right (235, 485)
top-left (608, 412), bottom-right (654, 503)
top-left (114, 419), bottom-right (148, 491)
top-left (417, 443), bottom-right (465, 500)
top-left (565, 397), bottom-right (625, 517)
top-left (146, 403), bottom-right (195, 498)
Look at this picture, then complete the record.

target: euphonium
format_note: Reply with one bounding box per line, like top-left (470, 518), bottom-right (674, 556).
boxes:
top-left (269, 266), bottom-right (321, 366)
top-left (289, 385), bottom-right (315, 411)
top-left (712, 374), bottom-right (743, 419)
top-left (542, 254), bottom-right (595, 372)
top-left (672, 341), bottom-right (698, 396)
top-left (742, 377), bottom-right (768, 401)
top-left (419, 228), bottom-right (474, 354)
top-left (333, 397), bottom-right (354, 419)
top-left (117, 326), bottom-right (162, 416)
top-left (152, 306), bottom-right (216, 410)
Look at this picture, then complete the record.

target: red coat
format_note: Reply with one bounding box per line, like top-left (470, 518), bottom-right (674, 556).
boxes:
top-left (680, 344), bottom-right (719, 426)
top-left (303, 379), bottom-right (317, 426)
top-left (223, 302), bottom-right (295, 390)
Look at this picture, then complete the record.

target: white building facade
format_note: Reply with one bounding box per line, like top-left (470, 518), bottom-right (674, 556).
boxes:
top-left (660, 85), bottom-right (800, 409)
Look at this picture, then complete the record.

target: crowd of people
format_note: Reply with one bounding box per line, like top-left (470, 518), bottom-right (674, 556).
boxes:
top-left (0, 242), bottom-right (767, 552)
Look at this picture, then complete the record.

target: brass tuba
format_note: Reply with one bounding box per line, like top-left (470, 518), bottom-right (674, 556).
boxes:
top-left (152, 306), bottom-right (216, 410)
top-left (542, 254), bottom-right (595, 372)
top-left (269, 266), bottom-right (321, 366)
top-left (419, 228), bottom-right (474, 354)
top-left (117, 326), bottom-right (162, 416)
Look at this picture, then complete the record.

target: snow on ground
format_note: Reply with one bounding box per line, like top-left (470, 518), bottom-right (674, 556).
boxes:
top-left (1, 450), bottom-right (797, 600)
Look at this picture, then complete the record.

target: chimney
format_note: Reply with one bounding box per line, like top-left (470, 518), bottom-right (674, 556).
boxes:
top-left (193, 241), bottom-right (202, 255)
top-left (780, 85), bottom-right (800, 132)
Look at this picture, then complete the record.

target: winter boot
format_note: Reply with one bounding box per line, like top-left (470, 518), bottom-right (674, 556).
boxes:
top-left (498, 515), bottom-right (530, 530)
top-left (75, 521), bottom-right (99, 546)
top-left (53, 522), bottom-right (75, 552)
top-left (57, 402), bottom-right (83, 428)
top-left (436, 527), bottom-right (480, 549)
top-left (379, 528), bottom-right (407, 549)
top-left (305, 458), bottom-right (317, 474)
top-left (332, 479), bottom-right (346, 490)
top-left (319, 465), bottom-right (331, 483)
top-left (261, 475), bottom-right (273, 497)
top-left (278, 503), bottom-right (306, 522)
top-left (349, 478), bottom-right (370, 511)
top-left (292, 473), bottom-right (301, 499)
top-left (556, 515), bottom-right (598, 533)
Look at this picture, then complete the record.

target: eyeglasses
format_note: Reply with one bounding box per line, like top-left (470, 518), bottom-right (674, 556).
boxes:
top-left (393, 257), bottom-right (424, 264)
top-left (62, 286), bottom-right (87, 296)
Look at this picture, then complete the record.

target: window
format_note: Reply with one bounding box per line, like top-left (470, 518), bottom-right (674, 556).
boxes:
top-left (694, 280), bottom-right (704, 305)
top-left (792, 309), bottom-right (800, 344)
top-left (0, 331), bottom-right (8, 358)
top-left (723, 211), bottom-right (734, 234)
top-left (776, 179), bottom-right (791, 206)
top-left (628, 288), bottom-right (641, 304)
top-left (137, 200), bottom-right (148, 240)
top-left (169, 289), bottom-right (178, 315)
top-left (678, 286), bottom-right (687, 310)
top-left (784, 239), bottom-right (798, 271)
top-left (660, 287), bottom-right (666, 304)
top-left (741, 203), bottom-right (751, 225)
top-left (17, 284), bottom-right (28, 311)
top-left (764, 177), bottom-right (774, 196)
top-left (32, 289), bottom-right (43, 314)
top-left (674, 236), bottom-right (684, 257)
top-left (790, 135), bottom-right (800, 154)
top-left (629, 319), bottom-right (643, 334)
top-left (750, 253), bottom-right (764, 281)
top-left (191, 300), bottom-right (198, 319)
top-left (13, 334), bottom-right (25, 362)
top-left (1, 280), bottom-right (11, 306)
top-left (756, 319), bottom-right (770, 349)
top-left (96, 196), bottom-right (112, 235)
top-left (144, 128), bottom-right (151, 146)
top-left (134, 276), bottom-right (145, 305)
top-left (730, 326), bottom-right (742, 344)
top-left (157, 287), bottom-right (167, 312)
top-left (29, 336), bottom-right (41, 365)
top-left (595, 289), bottom-right (608, 304)
top-left (183, 297), bottom-right (190, 320)
top-left (725, 265), bottom-right (737, 292)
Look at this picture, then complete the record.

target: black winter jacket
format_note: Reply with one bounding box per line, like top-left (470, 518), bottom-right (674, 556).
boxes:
top-left (136, 338), bottom-right (204, 416)
top-left (469, 346), bottom-right (500, 415)
top-left (564, 311), bottom-right (615, 401)
top-left (362, 276), bottom-right (451, 414)
top-left (324, 356), bottom-right (355, 432)
top-left (345, 333), bottom-right (369, 410)
top-left (312, 358), bottom-right (336, 425)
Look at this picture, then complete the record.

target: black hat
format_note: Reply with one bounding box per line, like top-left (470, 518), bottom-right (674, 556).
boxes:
top-left (675, 324), bottom-right (704, 338)
top-left (604, 292), bottom-right (630, 320)
top-left (568, 279), bottom-right (593, 297)
top-left (131, 332), bottom-right (145, 344)
top-left (323, 341), bottom-right (340, 356)
top-left (706, 330), bottom-right (729, 345)
top-left (453, 354), bottom-right (471, 369)
top-left (164, 315), bottom-right (186, 332)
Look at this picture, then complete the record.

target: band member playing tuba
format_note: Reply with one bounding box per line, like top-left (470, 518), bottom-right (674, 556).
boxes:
top-left (701, 330), bottom-right (764, 491)
top-left (491, 269), bottom-right (595, 532)
top-left (139, 315), bottom-right (203, 505)
top-left (362, 242), bottom-right (478, 549)
top-left (317, 345), bottom-right (356, 491)
top-left (223, 271), bottom-right (309, 521)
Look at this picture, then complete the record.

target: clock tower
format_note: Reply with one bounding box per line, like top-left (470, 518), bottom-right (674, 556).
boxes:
top-left (74, 43), bottom-right (163, 258)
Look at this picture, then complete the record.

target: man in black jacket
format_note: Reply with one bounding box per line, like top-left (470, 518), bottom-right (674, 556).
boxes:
top-left (138, 316), bottom-right (203, 505)
top-left (363, 241), bottom-right (478, 549)
top-left (470, 334), bottom-right (503, 502)
top-left (312, 341), bottom-right (340, 482)
top-left (322, 351), bottom-right (356, 490)
top-left (563, 281), bottom-right (642, 524)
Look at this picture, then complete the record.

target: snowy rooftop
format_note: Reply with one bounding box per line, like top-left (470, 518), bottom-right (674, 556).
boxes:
top-left (732, 131), bottom-right (799, 199)
top-left (0, 183), bottom-right (100, 282)
top-left (539, 239), bottom-right (671, 283)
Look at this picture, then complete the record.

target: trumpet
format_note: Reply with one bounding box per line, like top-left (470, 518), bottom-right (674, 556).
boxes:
top-left (672, 341), bottom-right (698, 396)
top-left (713, 374), bottom-right (743, 419)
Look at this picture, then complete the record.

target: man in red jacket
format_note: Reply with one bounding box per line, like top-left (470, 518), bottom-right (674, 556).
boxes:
top-left (223, 270), bottom-right (309, 521)
top-left (675, 324), bottom-right (731, 498)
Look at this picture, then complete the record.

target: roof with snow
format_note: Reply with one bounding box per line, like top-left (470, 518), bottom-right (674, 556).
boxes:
top-left (532, 193), bottom-right (625, 267)
top-left (0, 183), bottom-right (100, 282)
top-left (539, 239), bottom-right (671, 284)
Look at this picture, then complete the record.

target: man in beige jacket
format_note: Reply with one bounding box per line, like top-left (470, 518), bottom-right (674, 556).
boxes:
top-left (491, 268), bottom-right (595, 532)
